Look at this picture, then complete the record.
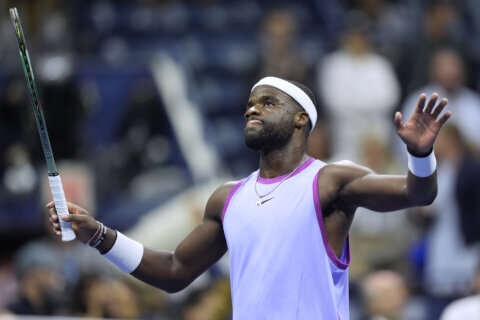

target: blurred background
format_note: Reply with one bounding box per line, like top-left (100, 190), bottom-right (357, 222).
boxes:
top-left (0, 0), bottom-right (479, 319)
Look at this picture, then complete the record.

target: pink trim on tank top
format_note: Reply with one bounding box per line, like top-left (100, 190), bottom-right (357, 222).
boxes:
top-left (257, 157), bottom-right (315, 184)
top-left (221, 178), bottom-right (247, 222)
top-left (312, 170), bottom-right (351, 270)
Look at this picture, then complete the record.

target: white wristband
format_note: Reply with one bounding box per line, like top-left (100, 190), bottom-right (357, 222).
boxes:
top-left (103, 231), bottom-right (144, 273)
top-left (407, 150), bottom-right (437, 177)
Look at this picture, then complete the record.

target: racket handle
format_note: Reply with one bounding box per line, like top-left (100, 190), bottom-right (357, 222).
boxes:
top-left (48, 174), bottom-right (76, 241)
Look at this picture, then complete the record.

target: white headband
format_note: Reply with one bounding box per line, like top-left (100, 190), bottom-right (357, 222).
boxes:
top-left (251, 76), bottom-right (317, 132)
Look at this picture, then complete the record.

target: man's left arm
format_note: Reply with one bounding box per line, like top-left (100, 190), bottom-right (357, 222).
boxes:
top-left (339, 93), bottom-right (450, 212)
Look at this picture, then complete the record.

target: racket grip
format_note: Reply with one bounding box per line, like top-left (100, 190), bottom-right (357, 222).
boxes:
top-left (48, 174), bottom-right (76, 241)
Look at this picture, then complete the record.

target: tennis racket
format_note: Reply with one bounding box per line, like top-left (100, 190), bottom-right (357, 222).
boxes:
top-left (9, 7), bottom-right (75, 241)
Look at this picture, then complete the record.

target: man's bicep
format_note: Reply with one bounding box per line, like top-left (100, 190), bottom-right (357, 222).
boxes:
top-left (342, 173), bottom-right (410, 212)
top-left (326, 161), bottom-right (410, 212)
top-left (132, 183), bottom-right (233, 292)
top-left (173, 218), bottom-right (227, 277)
top-left (170, 183), bottom-right (232, 283)
top-left (135, 220), bottom-right (227, 292)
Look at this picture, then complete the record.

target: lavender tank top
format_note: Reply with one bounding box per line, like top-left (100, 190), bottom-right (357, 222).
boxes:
top-left (222, 158), bottom-right (350, 320)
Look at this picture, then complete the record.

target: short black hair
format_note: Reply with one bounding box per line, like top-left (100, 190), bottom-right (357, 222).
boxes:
top-left (285, 79), bottom-right (317, 133)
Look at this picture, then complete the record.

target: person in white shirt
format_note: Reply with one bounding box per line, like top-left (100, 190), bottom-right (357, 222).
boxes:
top-left (440, 267), bottom-right (480, 320)
top-left (318, 13), bottom-right (401, 162)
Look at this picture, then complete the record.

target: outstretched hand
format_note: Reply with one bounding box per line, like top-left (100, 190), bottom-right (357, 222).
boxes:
top-left (394, 93), bottom-right (451, 155)
top-left (47, 201), bottom-right (99, 244)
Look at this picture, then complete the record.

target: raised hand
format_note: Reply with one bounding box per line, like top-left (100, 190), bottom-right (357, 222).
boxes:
top-left (47, 201), bottom-right (99, 244)
top-left (394, 93), bottom-right (451, 155)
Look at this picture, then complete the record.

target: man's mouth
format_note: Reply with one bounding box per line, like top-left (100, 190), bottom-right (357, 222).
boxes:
top-left (246, 119), bottom-right (263, 127)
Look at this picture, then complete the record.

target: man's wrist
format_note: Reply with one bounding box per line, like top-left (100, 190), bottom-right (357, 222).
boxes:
top-left (102, 231), bottom-right (144, 274)
top-left (407, 148), bottom-right (437, 177)
top-left (96, 228), bottom-right (117, 254)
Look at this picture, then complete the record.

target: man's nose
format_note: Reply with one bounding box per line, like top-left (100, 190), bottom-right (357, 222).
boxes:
top-left (244, 105), bottom-right (261, 119)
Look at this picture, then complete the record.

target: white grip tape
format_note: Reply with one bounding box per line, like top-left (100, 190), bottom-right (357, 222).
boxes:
top-left (104, 231), bottom-right (144, 273)
top-left (407, 151), bottom-right (437, 178)
top-left (48, 175), bottom-right (76, 241)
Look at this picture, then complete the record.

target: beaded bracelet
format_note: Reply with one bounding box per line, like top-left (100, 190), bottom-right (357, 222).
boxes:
top-left (86, 222), bottom-right (101, 246)
top-left (91, 223), bottom-right (107, 248)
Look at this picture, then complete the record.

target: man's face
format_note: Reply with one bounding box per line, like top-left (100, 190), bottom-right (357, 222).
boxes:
top-left (431, 51), bottom-right (464, 92)
top-left (243, 86), bottom-right (297, 152)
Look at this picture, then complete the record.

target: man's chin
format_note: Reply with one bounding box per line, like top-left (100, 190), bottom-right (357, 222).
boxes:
top-left (244, 139), bottom-right (263, 152)
top-left (243, 124), bottom-right (293, 152)
top-left (244, 132), bottom-right (264, 152)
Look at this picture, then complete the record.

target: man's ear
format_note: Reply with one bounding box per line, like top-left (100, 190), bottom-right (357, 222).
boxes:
top-left (295, 111), bottom-right (310, 128)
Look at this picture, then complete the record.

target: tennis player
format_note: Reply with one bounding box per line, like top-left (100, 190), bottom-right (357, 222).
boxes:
top-left (49, 76), bottom-right (450, 319)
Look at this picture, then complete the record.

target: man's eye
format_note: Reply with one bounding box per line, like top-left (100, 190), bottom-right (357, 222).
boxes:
top-left (265, 102), bottom-right (274, 107)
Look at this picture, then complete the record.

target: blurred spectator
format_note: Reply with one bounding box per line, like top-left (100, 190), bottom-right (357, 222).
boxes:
top-left (307, 121), bottom-right (331, 161)
top-left (0, 78), bottom-right (38, 197)
top-left (397, 1), bottom-right (473, 94)
top-left (398, 48), bottom-right (480, 163)
top-left (182, 278), bottom-right (232, 320)
top-left (360, 270), bottom-right (409, 320)
top-left (74, 274), bottom-right (141, 319)
top-left (412, 124), bottom-right (480, 319)
top-left (348, 0), bottom-right (413, 63)
top-left (318, 11), bottom-right (400, 161)
top-left (4, 241), bottom-right (65, 316)
top-left (3, 232), bottom-right (122, 315)
top-left (0, 78), bottom-right (33, 155)
top-left (2, 144), bottom-right (37, 196)
top-left (465, 0), bottom-right (480, 85)
top-left (256, 9), bottom-right (312, 86)
top-left (94, 77), bottom-right (186, 200)
top-left (38, 55), bottom-right (86, 161)
top-left (0, 256), bottom-right (18, 313)
top-left (440, 265), bottom-right (480, 320)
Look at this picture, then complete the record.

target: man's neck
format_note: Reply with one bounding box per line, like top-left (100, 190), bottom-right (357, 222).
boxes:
top-left (258, 147), bottom-right (309, 179)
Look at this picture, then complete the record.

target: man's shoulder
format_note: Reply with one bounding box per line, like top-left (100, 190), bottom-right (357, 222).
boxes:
top-left (321, 160), bottom-right (371, 174)
top-left (205, 178), bottom-right (249, 221)
top-left (317, 160), bottom-right (374, 186)
top-left (210, 181), bottom-right (241, 202)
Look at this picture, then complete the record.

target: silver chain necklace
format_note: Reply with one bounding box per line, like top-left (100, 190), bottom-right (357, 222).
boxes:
top-left (254, 157), bottom-right (310, 206)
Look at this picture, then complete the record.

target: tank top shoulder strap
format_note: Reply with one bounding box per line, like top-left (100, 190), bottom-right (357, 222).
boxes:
top-left (221, 173), bottom-right (254, 222)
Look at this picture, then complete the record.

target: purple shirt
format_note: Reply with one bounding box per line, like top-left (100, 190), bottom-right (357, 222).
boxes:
top-left (223, 158), bottom-right (350, 319)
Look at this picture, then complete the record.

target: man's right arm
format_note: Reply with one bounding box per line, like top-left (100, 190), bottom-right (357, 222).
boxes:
top-left (48, 182), bottom-right (235, 293)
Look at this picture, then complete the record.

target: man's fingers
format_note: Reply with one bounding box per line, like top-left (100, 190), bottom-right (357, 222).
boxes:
top-left (46, 201), bottom-right (92, 240)
top-left (67, 202), bottom-right (79, 214)
top-left (431, 98), bottom-right (448, 119)
top-left (438, 111), bottom-right (452, 126)
top-left (414, 94), bottom-right (427, 113)
top-left (394, 111), bottom-right (403, 130)
top-left (424, 93), bottom-right (438, 114)
top-left (50, 213), bottom-right (58, 222)
top-left (61, 213), bottom-right (87, 223)
top-left (66, 201), bottom-right (90, 216)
